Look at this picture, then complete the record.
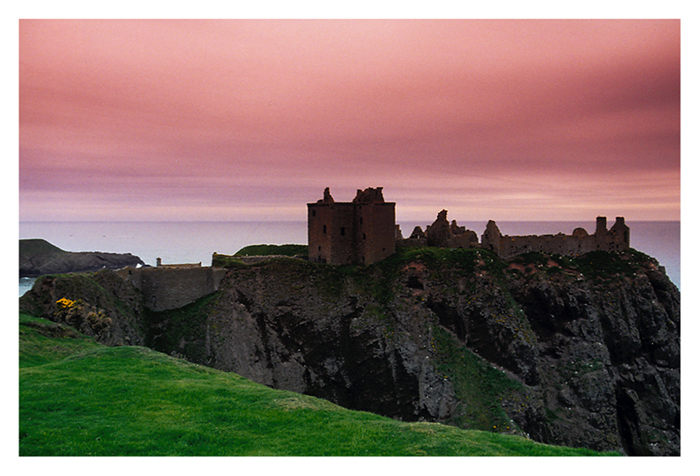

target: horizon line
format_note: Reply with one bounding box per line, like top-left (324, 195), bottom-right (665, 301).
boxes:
top-left (19, 219), bottom-right (682, 224)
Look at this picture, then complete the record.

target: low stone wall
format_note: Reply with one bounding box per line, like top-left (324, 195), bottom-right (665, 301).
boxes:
top-left (497, 233), bottom-right (598, 259)
top-left (116, 266), bottom-right (227, 312)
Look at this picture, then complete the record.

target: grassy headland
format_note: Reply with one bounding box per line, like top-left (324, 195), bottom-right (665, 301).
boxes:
top-left (233, 244), bottom-right (308, 257)
top-left (19, 313), bottom-right (617, 456)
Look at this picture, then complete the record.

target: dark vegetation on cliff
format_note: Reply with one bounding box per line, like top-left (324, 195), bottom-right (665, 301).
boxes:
top-left (20, 238), bottom-right (145, 277)
top-left (20, 246), bottom-right (680, 455)
top-left (19, 314), bottom-right (617, 456)
top-left (230, 243), bottom-right (308, 258)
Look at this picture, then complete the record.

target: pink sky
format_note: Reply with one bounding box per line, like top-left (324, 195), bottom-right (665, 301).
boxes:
top-left (19, 19), bottom-right (680, 222)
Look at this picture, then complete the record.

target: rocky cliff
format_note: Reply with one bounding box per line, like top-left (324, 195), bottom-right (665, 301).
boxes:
top-left (19, 247), bottom-right (680, 455)
top-left (20, 239), bottom-right (145, 277)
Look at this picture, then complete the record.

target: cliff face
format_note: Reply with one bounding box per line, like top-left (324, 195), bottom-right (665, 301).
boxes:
top-left (19, 248), bottom-right (680, 455)
top-left (20, 270), bottom-right (148, 347)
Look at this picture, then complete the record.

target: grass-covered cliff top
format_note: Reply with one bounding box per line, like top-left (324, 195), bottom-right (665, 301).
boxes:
top-left (233, 243), bottom-right (308, 257)
top-left (19, 313), bottom-right (617, 456)
top-left (20, 238), bottom-right (65, 257)
top-left (214, 244), bottom-right (659, 284)
top-left (212, 244), bottom-right (308, 267)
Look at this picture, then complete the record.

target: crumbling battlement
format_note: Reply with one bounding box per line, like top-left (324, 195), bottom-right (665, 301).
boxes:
top-left (308, 187), bottom-right (396, 265)
top-left (401, 210), bottom-right (479, 249)
top-left (401, 212), bottom-right (630, 258)
top-left (480, 216), bottom-right (630, 258)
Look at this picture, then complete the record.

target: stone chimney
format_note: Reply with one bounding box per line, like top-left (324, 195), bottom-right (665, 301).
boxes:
top-left (595, 216), bottom-right (607, 235)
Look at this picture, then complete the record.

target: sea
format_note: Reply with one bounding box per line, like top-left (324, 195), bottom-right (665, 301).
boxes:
top-left (18, 220), bottom-right (680, 296)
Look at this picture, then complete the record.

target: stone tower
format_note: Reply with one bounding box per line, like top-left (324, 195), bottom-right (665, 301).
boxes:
top-left (307, 187), bottom-right (396, 265)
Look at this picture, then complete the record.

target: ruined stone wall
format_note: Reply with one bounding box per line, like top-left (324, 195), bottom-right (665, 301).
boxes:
top-left (406, 214), bottom-right (630, 259)
top-left (481, 217), bottom-right (630, 259)
top-left (116, 266), bottom-right (227, 312)
top-left (498, 233), bottom-right (597, 258)
top-left (403, 210), bottom-right (478, 250)
top-left (448, 231), bottom-right (479, 249)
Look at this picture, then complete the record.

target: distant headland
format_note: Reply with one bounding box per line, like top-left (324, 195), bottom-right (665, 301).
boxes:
top-left (19, 238), bottom-right (144, 277)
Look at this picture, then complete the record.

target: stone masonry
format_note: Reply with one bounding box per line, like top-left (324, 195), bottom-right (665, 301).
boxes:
top-left (401, 211), bottom-right (630, 259)
top-left (307, 187), bottom-right (396, 265)
top-left (116, 266), bottom-right (227, 312)
top-left (479, 216), bottom-right (630, 258)
top-left (309, 188), bottom-right (630, 264)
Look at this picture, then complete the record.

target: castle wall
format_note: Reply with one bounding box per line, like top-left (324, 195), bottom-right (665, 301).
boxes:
top-left (481, 217), bottom-right (629, 259)
top-left (358, 202), bottom-right (396, 265)
top-left (447, 231), bottom-right (479, 249)
top-left (117, 266), bottom-right (227, 312)
top-left (404, 210), bottom-right (477, 250)
top-left (330, 203), bottom-right (356, 265)
top-left (308, 203), bottom-right (334, 263)
top-left (497, 233), bottom-right (598, 258)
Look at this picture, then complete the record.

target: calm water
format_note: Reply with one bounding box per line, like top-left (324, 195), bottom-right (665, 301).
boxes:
top-left (19, 220), bottom-right (680, 295)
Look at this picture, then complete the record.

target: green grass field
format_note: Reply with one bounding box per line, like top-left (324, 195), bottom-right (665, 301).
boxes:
top-left (19, 313), bottom-right (618, 456)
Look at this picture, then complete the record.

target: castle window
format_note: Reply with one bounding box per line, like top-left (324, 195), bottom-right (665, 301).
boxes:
top-left (360, 217), bottom-right (363, 225)
top-left (312, 210), bottom-right (316, 217)
top-left (318, 246), bottom-right (321, 251)
top-left (323, 225), bottom-right (327, 234)
top-left (340, 227), bottom-right (345, 236)
top-left (363, 233), bottom-right (366, 240)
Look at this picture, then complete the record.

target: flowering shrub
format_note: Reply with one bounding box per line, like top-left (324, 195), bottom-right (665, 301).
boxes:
top-left (56, 297), bottom-right (75, 309)
top-left (53, 298), bottom-right (112, 339)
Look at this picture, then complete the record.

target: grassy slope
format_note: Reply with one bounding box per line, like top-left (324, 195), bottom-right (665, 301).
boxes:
top-left (432, 326), bottom-right (523, 431)
top-left (19, 314), bottom-right (617, 456)
top-left (20, 238), bottom-right (65, 257)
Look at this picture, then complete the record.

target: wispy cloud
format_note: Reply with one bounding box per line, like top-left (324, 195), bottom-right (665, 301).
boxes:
top-left (20, 19), bottom-right (679, 221)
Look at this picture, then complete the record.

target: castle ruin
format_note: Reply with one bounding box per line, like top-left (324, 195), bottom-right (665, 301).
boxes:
top-left (479, 216), bottom-right (630, 258)
top-left (308, 187), bottom-right (630, 264)
top-left (307, 187), bottom-right (396, 265)
top-left (402, 210), bottom-right (630, 258)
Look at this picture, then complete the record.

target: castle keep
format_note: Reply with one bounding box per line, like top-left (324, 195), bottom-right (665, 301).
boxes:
top-left (308, 187), bottom-right (630, 264)
top-left (307, 187), bottom-right (396, 265)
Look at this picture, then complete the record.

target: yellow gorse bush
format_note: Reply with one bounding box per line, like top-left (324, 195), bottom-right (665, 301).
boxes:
top-left (56, 297), bottom-right (75, 309)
